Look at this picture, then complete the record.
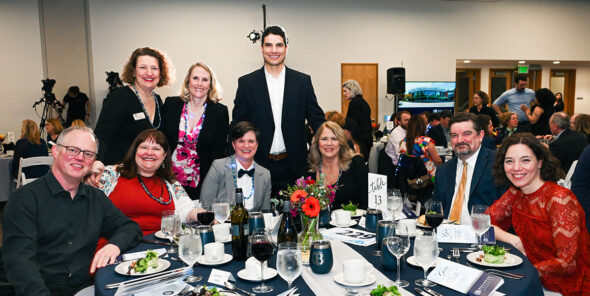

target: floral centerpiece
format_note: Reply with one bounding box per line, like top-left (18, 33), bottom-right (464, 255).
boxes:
top-left (276, 176), bottom-right (337, 263)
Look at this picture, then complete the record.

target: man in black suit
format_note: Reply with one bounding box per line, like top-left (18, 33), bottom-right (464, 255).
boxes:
top-left (427, 110), bottom-right (451, 148)
top-left (232, 26), bottom-right (325, 196)
top-left (432, 113), bottom-right (506, 224)
top-left (548, 112), bottom-right (588, 173)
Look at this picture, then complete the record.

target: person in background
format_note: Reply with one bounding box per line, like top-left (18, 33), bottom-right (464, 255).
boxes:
top-left (70, 119), bottom-right (86, 127)
top-left (573, 113), bottom-right (590, 143)
top-left (426, 112), bottom-right (440, 135)
top-left (161, 62), bottom-right (229, 200)
top-left (570, 113), bottom-right (580, 130)
top-left (496, 111), bottom-right (520, 145)
top-left (427, 111), bottom-right (452, 148)
top-left (547, 112), bottom-right (588, 173)
top-left (342, 79), bottom-right (372, 161)
top-left (476, 114), bottom-right (497, 151)
top-left (95, 47), bottom-right (172, 165)
top-left (200, 121), bottom-right (271, 212)
top-left (11, 119), bottom-right (49, 179)
top-left (492, 75), bottom-right (535, 132)
top-left (306, 121), bottom-right (368, 209)
top-left (385, 110), bottom-right (411, 166)
top-left (489, 133), bottom-right (590, 295)
top-left (44, 118), bottom-right (63, 148)
top-left (325, 110), bottom-right (361, 154)
top-left (571, 145), bottom-right (590, 234)
top-left (469, 91), bottom-right (499, 127)
top-left (521, 88), bottom-right (555, 136)
top-left (554, 92), bottom-right (564, 112)
top-left (400, 114), bottom-right (442, 180)
top-left (62, 86), bottom-right (90, 127)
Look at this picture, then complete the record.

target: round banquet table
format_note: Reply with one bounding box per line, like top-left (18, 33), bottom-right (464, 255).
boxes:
top-left (95, 225), bottom-right (544, 296)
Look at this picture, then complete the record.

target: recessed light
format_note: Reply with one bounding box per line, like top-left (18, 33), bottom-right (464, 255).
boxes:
top-left (553, 61), bottom-right (560, 64)
top-left (463, 60), bottom-right (471, 63)
top-left (518, 61), bottom-right (526, 64)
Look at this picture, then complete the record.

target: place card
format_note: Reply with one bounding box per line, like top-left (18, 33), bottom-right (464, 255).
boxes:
top-left (122, 248), bottom-right (167, 261)
top-left (320, 227), bottom-right (376, 246)
top-left (427, 259), bottom-right (503, 296)
top-left (436, 224), bottom-right (478, 244)
top-left (207, 268), bottom-right (236, 286)
top-left (368, 173), bottom-right (389, 219)
top-left (358, 216), bottom-right (366, 228)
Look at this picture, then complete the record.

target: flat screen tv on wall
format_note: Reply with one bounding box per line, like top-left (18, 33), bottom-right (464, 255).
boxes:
top-left (398, 81), bottom-right (456, 114)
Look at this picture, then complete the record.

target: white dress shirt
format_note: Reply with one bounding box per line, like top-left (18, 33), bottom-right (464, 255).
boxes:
top-left (265, 67), bottom-right (287, 154)
top-left (448, 147), bottom-right (481, 225)
top-left (236, 161), bottom-right (255, 210)
top-left (385, 126), bottom-right (406, 165)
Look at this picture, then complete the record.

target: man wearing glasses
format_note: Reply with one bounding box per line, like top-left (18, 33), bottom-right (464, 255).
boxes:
top-left (1, 126), bottom-right (141, 295)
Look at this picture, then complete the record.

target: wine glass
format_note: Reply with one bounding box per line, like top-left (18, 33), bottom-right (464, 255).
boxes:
top-left (413, 230), bottom-right (439, 287)
top-left (161, 210), bottom-right (181, 253)
top-left (178, 233), bottom-right (202, 282)
top-left (212, 196), bottom-right (231, 224)
top-left (425, 201), bottom-right (444, 234)
top-left (387, 189), bottom-right (403, 220)
top-left (471, 205), bottom-right (491, 250)
top-left (197, 203), bottom-right (215, 226)
top-left (251, 228), bottom-right (275, 293)
top-left (384, 226), bottom-right (410, 287)
top-left (276, 242), bottom-right (302, 289)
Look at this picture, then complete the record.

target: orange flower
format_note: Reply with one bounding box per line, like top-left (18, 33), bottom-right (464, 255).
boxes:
top-left (291, 190), bottom-right (308, 203)
top-left (302, 196), bottom-right (321, 217)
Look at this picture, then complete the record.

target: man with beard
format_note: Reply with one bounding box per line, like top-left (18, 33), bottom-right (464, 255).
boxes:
top-left (432, 113), bottom-right (506, 225)
top-left (385, 110), bottom-right (410, 165)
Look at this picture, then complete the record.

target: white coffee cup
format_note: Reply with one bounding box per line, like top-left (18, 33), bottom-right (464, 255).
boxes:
top-left (213, 223), bottom-right (230, 241)
top-left (397, 219), bottom-right (417, 235)
top-left (342, 259), bottom-right (373, 284)
top-left (204, 242), bottom-right (224, 262)
top-left (332, 210), bottom-right (352, 226)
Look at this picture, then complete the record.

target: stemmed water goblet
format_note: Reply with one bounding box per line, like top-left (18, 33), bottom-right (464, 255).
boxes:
top-left (251, 228), bottom-right (275, 293)
top-left (471, 205), bottom-right (491, 250)
top-left (212, 196), bottom-right (231, 224)
top-left (178, 233), bottom-right (202, 282)
top-left (276, 242), bottom-right (302, 289)
top-left (413, 230), bottom-right (439, 287)
top-left (387, 189), bottom-right (403, 220)
top-left (384, 225), bottom-right (410, 287)
top-left (161, 210), bottom-right (180, 253)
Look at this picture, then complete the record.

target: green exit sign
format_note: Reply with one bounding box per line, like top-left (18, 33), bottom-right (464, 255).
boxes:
top-left (518, 65), bottom-right (529, 74)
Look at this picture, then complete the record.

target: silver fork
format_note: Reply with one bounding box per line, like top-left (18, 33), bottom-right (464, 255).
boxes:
top-left (452, 248), bottom-right (460, 262)
top-left (175, 285), bottom-right (192, 296)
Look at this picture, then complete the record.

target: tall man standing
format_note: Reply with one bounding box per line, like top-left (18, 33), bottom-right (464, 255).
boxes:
top-left (492, 76), bottom-right (535, 132)
top-left (232, 26), bottom-right (325, 196)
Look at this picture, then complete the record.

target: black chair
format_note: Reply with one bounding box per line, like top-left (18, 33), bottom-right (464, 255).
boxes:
top-left (395, 154), bottom-right (433, 213)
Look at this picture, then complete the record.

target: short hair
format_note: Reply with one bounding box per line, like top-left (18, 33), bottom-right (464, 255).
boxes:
top-left (231, 121), bottom-right (259, 142)
top-left (261, 25), bottom-right (287, 45)
top-left (493, 133), bottom-right (564, 186)
top-left (68, 86), bottom-right (80, 95)
top-left (440, 110), bottom-right (453, 119)
top-left (308, 121), bottom-right (354, 172)
top-left (179, 62), bottom-right (222, 103)
top-left (500, 112), bottom-right (517, 126)
top-left (476, 114), bottom-right (492, 137)
top-left (121, 47), bottom-right (172, 87)
top-left (70, 119), bottom-right (86, 127)
top-left (574, 114), bottom-right (590, 135)
top-left (428, 113), bottom-right (441, 122)
top-left (514, 75), bottom-right (527, 84)
top-left (535, 88), bottom-right (556, 108)
top-left (117, 129), bottom-right (175, 183)
top-left (56, 126), bottom-right (99, 152)
top-left (405, 114), bottom-right (427, 152)
top-left (395, 110), bottom-right (411, 122)
top-left (449, 112), bottom-right (482, 133)
top-left (46, 118), bottom-right (63, 134)
top-left (325, 111), bottom-right (345, 127)
top-left (21, 119), bottom-right (41, 145)
top-left (474, 91), bottom-right (490, 106)
top-left (342, 80), bottom-right (362, 97)
top-left (550, 112), bottom-right (570, 130)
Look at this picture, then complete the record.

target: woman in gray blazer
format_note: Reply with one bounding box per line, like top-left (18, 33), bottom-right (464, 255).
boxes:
top-left (200, 121), bottom-right (271, 212)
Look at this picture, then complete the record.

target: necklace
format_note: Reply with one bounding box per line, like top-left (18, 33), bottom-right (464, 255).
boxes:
top-left (132, 85), bottom-right (161, 129)
top-left (230, 155), bottom-right (255, 200)
top-left (319, 162), bottom-right (342, 186)
top-left (182, 102), bottom-right (207, 144)
top-left (137, 175), bottom-right (172, 205)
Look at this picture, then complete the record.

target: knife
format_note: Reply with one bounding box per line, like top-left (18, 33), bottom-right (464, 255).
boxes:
top-left (415, 288), bottom-right (433, 296)
top-left (424, 287), bottom-right (444, 296)
top-left (142, 239), bottom-right (173, 246)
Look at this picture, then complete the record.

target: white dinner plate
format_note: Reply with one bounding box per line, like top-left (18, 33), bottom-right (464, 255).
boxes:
top-left (406, 256), bottom-right (443, 268)
top-left (114, 259), bottom-right (171, 276)
top-left (333, 272), bottom-right (376, 287)
top-left (466, 251), bottom-right (523, 268)
top-left (196, 254), bottom-right (233, 266)
top-left (329, 220), bottom-right (358, 228)
top-left (237, 268), bottom-right (278, 281)
top-left (416, 219), bottom-right (452, 229)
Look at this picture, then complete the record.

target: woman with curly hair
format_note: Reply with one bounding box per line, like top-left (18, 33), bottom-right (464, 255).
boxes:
top-left (95, 47), bottom-right (173, 165)
top-left (488, 133), bottom-right (590, 295)
top-left (521, 88), bottom-right (555, 136)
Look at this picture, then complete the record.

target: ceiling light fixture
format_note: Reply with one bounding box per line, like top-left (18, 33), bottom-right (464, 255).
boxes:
top-left (553, 61), bottom-right (561, 64)
top-left (246, 4), bottom-right (266, 44)
top-left (463, 60), bottom-right (471, 63)
top-left (518, 60), bottom-right (526, 64)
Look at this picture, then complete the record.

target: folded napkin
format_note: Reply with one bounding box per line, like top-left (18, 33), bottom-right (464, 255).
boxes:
top-left (245, 257), bottom-right (269, 278)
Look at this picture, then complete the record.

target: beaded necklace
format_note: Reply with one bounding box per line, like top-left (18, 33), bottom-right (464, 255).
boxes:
top-left (182, 102), bottom-right (207, 144)
top-left (137, 175), bottom-right (172, 205)
top-left (132, 85), bottom-right (161, 129)
top-left (230, 155), bottom-right (255, 200)
top-left (319, 162), bottom-right (342, 186)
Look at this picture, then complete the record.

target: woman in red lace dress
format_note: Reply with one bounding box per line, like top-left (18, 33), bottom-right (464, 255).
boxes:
top-left (489, 133), bottom-right (590, 295)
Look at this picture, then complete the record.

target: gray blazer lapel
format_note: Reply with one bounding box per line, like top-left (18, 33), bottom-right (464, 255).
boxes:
top-left (253, 161), bottom-right (266, 211)
top-left (224, 158), bottom-right (236, 204)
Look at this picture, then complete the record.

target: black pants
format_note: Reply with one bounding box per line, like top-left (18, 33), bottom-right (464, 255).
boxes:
top-left (265, 157), bottom-right (297, 200)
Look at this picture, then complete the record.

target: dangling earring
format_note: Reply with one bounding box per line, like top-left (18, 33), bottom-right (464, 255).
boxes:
top-left (161, 162), bottom-right (166, 168)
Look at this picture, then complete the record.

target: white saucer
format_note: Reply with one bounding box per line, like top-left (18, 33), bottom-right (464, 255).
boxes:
top-left (333, 272), bottom-right (376, 287)
top-left (352, 209), bottom-right (367, 218)
top-left (237, 268), bottom-right (278, 281)
top-left (197, 254), bottom-right (233, 266)
top-left (329, 220), bottom-right (358, 228)
top-left (215, 236), bottom-right (231, 243)
top-left (406, 256), bottom-right (442, 268)
top-left (395, 229), bottom-right (422, 237)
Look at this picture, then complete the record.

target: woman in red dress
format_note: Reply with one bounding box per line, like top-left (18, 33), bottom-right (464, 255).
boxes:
top-left (489, 133), bottom-right (590, 295)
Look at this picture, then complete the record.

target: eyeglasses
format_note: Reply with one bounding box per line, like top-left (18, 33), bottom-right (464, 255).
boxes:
top-left (57, 144), bottom-right (97, 160)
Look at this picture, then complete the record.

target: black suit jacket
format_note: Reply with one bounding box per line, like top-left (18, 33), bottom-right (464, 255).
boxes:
top-left (161, 96), bottom-right (229, 195)
top-left (432, 147), bottom-right (506, 218)
top-left (346, 95), bottom-right (373, 154)
top-left (427, 124), bottom-right (448, 148)
top-left (231, 67), bottom-right (325, 177)
top-left (549, 129), bottom-right (588, 173)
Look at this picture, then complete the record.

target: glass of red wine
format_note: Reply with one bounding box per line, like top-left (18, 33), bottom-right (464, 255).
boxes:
top-left (425, 201), bottom-right (444, 234)
top-left (197, 203), bottom-right (215, 226)
top-left (251, 228), bottom-right (275, 293)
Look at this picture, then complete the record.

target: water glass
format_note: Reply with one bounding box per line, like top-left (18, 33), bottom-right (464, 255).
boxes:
top-left (471, 205), bottom-right (491, 250)
top-left (212, 201), bottom-right (231, 223)
top-left (178, 233), bottom-right (202, 282)
top-left (277, 242), bottom-right (303, 288)
top-left (384, 226), bottom-right (410, 287)
top-left (161, 210), bottom-right (181, 253)
top-left (413, 230), bottom-right (439, 287)
top-left (387, 189), bottom-right (403, 220)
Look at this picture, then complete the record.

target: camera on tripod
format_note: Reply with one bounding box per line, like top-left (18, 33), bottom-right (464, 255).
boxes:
top-left (106, 71), bottom-right (123, 94)
top-left (41, 78), bottom-right (59, 105)
top-left (34, 78), bottom-right (65, 131)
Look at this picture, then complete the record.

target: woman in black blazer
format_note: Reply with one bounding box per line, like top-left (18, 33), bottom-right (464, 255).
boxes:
top-left (95, 47), bottom-right (172, 165)
top-left (162, 62), bottom-right (229, 200)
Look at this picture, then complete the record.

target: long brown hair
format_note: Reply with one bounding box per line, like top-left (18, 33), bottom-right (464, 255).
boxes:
top-left (308, 121), bottom-right (354, 172)
top-left (405, 115), bottom-right (426, 153)
top-left (21, 119), bottom-right (41, 145)
top-left (117, 129), bottom-right (175, 182)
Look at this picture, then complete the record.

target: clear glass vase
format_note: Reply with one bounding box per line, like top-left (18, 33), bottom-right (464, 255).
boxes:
top-left (298, 215), bottom-right (323, 265)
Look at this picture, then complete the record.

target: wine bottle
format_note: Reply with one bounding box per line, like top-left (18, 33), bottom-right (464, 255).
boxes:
top-left (277, 201), bottom-right (298, 244)
top-left (231, 188), bottom-right (249, 261)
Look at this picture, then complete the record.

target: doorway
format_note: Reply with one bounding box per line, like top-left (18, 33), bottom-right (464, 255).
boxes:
top-left (341, 63), bottom-right (378, 121)
top-left (550, 69), bottom-right (576, 116)
top-left (456, 69), bottom-right (481, 112)
top-left (489, 68), bottom-right (541, 105)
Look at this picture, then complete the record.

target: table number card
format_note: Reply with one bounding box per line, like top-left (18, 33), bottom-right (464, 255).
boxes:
top-left (368, 173), bottom-right (389, 219)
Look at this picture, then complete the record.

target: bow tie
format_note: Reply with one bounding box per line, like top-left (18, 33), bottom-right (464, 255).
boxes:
top-left (238, 168), bottom-right (255, 178)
